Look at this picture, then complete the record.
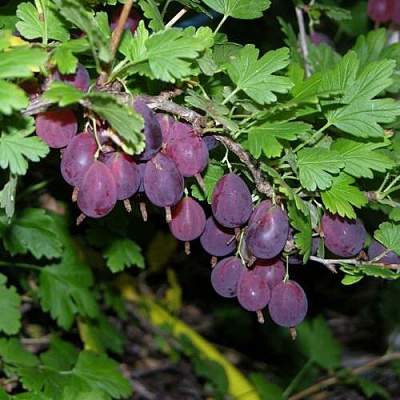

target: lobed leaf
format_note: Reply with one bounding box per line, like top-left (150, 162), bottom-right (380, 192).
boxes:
top-left (352, 28), bottom-right (387, 66)
top-left (0, 80), bottom-right (28, 115)
top-left (69, 351), bottom-right (132, 399)
top-left (297, 148), bottom-right (344, 191)
top-left (0, 133), bottom-right (49, 175)
top-left (287, 202), bottom-right (312, 262)
top-left (53, 0), bottom-right (112, 63)
top-left (138, 0), bottom-right (164, 31)
top-left (104, 238), bottom-right (145, 273)
top-left (320, 173), bottom-right (367, 219)
top-left (19, 366), bottom-right (69, 399)
top-left (50, 39), bottom-right (90, 74)
top-left (389, 207), bottom-right (400, 222)
top-left (248, 121), bottom-right (311, 158)
top-left (77, 315), bottom-right (124, 354)
top-left (331, 138), bottom-right (394, 178)
top-left (0, 337), bottom-right (38, 367)
top-left (16, 1), bottom-right (69, 42)
top-left (0, 174), bottom-right (17, 220)
top-left (0, 48), bottom-right (47, 79)
top-left (145, 26), bottom-right (213, 82)
top-left (0, 208), bottom-right (63, 259)
top-left (321, 52), bottom-right (400, 138)
top-left (297, 317), bottom-right (341, 369)
top-left (328, 97), bottom-right (400, 138)
top-left (0, 273), bottom-right (21, 335)
top-left (226, 45), bottom-right (292, 104)
top-left (84, 92), bottom-right (144, 155)
top-left (40, 260), bottom-right (99, 329)
top-left (202, 0), bottom-right (270, 19)
top-left (374, 222), bottom-right (400, 255)
top-left (44, 82), bottom-right (84, 107)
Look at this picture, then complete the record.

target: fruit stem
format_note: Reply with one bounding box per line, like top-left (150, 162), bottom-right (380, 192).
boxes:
top-left (284, 256), bottom-right (290, 282)
top-left (220, 148), bottom-right (232, 172)
top-left (235, 229), bottom-right (247, 265)
top-left (376, 172), bottom-right (390, 194)
top-left (381, 175), bottom-right (400, 197)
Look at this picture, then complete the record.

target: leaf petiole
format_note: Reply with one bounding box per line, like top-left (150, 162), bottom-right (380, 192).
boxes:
top-left (293, 121), bottom-right (331, 153)
top-left (0, 261), bottom-right (42, 272)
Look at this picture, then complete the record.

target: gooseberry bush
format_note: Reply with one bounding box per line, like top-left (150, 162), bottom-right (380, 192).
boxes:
top-left (0, 0), bottom-right (400, 398)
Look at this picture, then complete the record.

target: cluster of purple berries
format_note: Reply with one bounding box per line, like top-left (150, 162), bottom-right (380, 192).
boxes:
top-left (367, 0), bottom-right (400, 24)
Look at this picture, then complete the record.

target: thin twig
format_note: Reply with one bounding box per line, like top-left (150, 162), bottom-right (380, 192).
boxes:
top-left (111, 0), bottom-right (133, 56)
top-left (165, 7), bottom-right (189, 28)
top-left (295, 6), bottom-right (311, 77)
top-left (214, 135), bottom-right (274, 197)
top-left (288, 352), bottom-right (400, 400)
top-left (310, 255), bottom-right (400, 271)
top-left (97, 0), bottom-right (134, 86)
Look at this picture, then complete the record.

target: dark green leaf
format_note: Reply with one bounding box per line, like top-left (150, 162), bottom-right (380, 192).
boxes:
top-left (16, 1), bottom-right (69, 42)
top-left (50, 39), bottom-right (91, 74)
top-left (310, 4), bottom-right (351, 23)
top-left (389, 207), bottom-right (400, 222)
top-left (0, 208), bottom-right (63, 259)
top-left (374, 222), bottom-right (400, 255)
top-left (249, 373), bottom-right (284, 400)
top-left (248, 121), bottom-right (311, 158)
top-left (287, 201), bottom-right (312, 262)
top-left (321, 173), bottom-right (367, 219)
top-left (0, 337), bottom-right (38, 367)
top-left (0, 274), bottom-right (21, 335)
top-left (0, 133), bottom-right (49, 175)
top-left (351, 375), bottom-right (390, 398)
top-left (297, 148), bottom-right (344, 191)
top-left (19, 366), bottom-right (68, 399)
top-left (104, 238), bottom-right (145, 273)
top-left (84, 92), bottom-right (144, 155)
top-left (44, 82), bottom-right (84, 107)
top-left (297, 317), bottom-right (341, 369)
top-left (331, 138), bottom-right (394, 178)
top-left (70, 351), bottom-right (132, 399)
top-left (202, 0), bottom-right (270, 19)
top-left (0, 174), bottom-right (17, 220)
top-left (53, 0), bottom-right (112, 63)
top-left (40, 335), bottom-right (78, 371)
top-left (226, 45), bottom-right (292, 104)
top-left (0, 48), bottom-right (47, 79)
top-left (40, 260), bottom-right (99, 329)
top-left (0, 81), bottom-right (28, 114)
top-left (185, 90), bottom-right (238, 131)
top-left (138, 0), bottom-right (164, 31)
